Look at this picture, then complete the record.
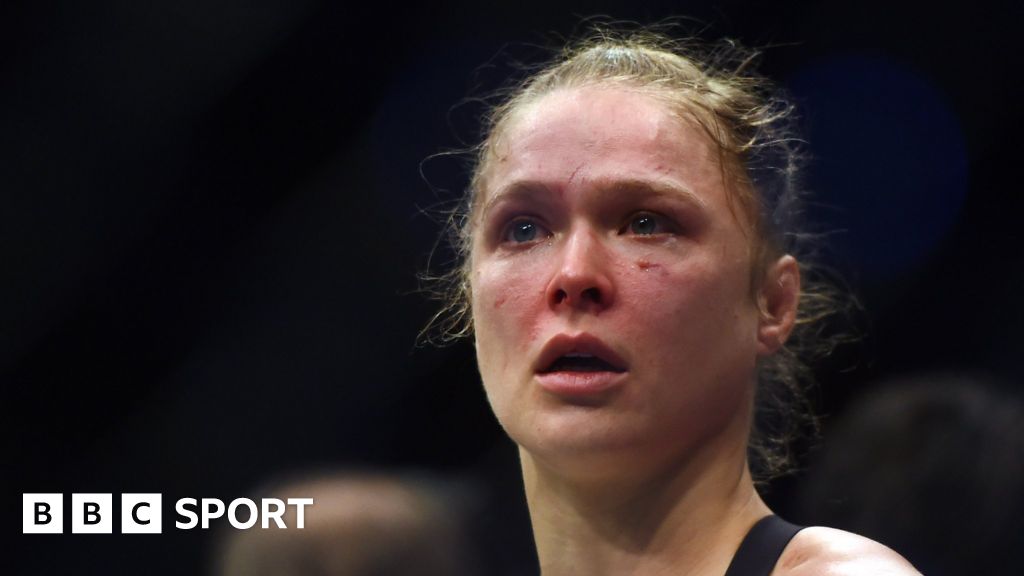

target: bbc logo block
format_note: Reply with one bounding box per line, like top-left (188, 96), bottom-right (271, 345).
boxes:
top-left (23, 493), bottom-right (309, 533)
top-left (23, 493), bottom-right (163, 534)
top-left (23, 494), bottom-right (63, 534)
top-left (71, 493), bottom-right (112, 533)
top-left (122, 493), bottom-right (162, 534)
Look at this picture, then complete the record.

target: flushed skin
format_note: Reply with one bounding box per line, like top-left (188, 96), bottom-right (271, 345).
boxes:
top-left (468, 85), bottom-right (919, 575)
top-left (471, 86), bottom-right (780, 480)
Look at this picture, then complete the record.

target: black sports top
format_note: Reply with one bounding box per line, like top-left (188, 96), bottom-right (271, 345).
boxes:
top-left (722, 515), bottom-right (804, 576)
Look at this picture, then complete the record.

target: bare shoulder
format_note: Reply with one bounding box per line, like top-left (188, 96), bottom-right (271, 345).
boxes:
top-left (774, 526), bottom-right (922, 576)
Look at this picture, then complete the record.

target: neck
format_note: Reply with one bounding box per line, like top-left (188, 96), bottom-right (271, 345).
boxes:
top-left (521, 420), bottom-right (770, 576)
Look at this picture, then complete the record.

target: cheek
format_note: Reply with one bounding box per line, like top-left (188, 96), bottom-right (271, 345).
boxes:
top-left (618, 250), bottom-right (757, 351)
top-left (617, 252), bottom-right (759, 434)
top-left (470, 257), bottom-right (549, 372)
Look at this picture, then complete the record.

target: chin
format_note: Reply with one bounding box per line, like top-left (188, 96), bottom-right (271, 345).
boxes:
top-left (510, 407), bottom-right (665, 471)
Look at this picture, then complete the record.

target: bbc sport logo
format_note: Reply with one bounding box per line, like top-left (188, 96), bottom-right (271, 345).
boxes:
top-left (22, 493), bottom-right (313, 534)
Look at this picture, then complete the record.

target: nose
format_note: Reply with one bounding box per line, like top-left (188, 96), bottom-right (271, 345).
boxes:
top-left (546, 226), bottom-right (616, 313)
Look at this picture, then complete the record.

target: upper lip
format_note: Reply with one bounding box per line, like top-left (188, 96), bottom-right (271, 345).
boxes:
top-left (534, 333), bottom-right (628, 373)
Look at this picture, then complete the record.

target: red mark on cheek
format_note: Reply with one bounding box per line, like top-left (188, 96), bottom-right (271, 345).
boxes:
top-left (636, 259), bottom-right (660, 271)
top-left (494, 295), bottom-right (507, 309)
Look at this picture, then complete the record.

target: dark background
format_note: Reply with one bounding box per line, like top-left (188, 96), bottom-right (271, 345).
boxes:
top-left (5, 1), bottom-right (1022, 574)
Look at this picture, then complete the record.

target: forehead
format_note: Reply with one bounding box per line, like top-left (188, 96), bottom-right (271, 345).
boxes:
top-left (485, 85), bottom-right (725, 200)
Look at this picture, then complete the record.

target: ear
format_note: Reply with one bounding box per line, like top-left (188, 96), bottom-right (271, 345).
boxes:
top-left (756, 255), bottom-right (800, 356)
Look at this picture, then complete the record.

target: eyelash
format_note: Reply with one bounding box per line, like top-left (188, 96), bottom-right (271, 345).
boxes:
top-left (500, 217), bottom-right (552, 245)
top-left (619, 211), bottom-right (678, 236)
top-left (497, 211), bottom-right (679, 246)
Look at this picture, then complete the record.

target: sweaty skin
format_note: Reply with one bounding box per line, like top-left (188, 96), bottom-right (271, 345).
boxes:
top-left (469, 86), bottom-right (918, 576)
top-left (473, 85), bottom-right (766, 480)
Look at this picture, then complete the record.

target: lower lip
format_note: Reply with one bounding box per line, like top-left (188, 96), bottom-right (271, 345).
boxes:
top-left (535, 371), bottom-right (627, 397)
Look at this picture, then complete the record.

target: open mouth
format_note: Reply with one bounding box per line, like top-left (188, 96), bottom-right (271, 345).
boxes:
top-left (534, 334), bottom-right (628, 396)
top-left (542, 353), bottom-right (626, 373)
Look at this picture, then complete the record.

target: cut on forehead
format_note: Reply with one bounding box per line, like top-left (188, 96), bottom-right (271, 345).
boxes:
top-left (424, 31), bottom-right (834, 481)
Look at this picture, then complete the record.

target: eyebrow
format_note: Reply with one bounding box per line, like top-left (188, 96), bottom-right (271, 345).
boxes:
top-left (596, 178), bottom-right (709, 209)
top-left (478, 181), bottom-right (549, 220)
top-left (479, 177), bottom-right (708, 220)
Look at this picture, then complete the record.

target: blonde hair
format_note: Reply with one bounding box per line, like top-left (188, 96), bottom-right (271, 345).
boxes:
top-left (424, 26), bottom-right (854, 480)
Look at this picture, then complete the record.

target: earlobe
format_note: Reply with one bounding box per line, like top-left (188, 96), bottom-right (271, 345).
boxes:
top-left (756, 255), bottom-right (800, 356)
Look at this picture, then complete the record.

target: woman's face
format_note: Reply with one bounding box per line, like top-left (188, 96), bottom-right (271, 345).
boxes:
top-left (470, 86), bottom-right (770, 475)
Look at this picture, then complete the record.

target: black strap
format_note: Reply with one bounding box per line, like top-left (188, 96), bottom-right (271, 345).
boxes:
top-left (723, 515), bottom-right (804, 576)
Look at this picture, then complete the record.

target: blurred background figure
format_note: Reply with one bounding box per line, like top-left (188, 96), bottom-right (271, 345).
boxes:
top-left (796, 375), bottom-right (1024, 576)
top-left (214, 471), bottom-right (478, 576)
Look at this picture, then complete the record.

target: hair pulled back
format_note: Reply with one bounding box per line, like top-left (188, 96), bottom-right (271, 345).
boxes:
top-left (424, 24), bottom-right (853, 480)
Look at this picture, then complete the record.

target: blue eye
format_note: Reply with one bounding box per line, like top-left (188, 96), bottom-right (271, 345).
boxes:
top-left (507, 219), bottom-right (541, 243)
top-left (628, 213), bottom-right (661, 235)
